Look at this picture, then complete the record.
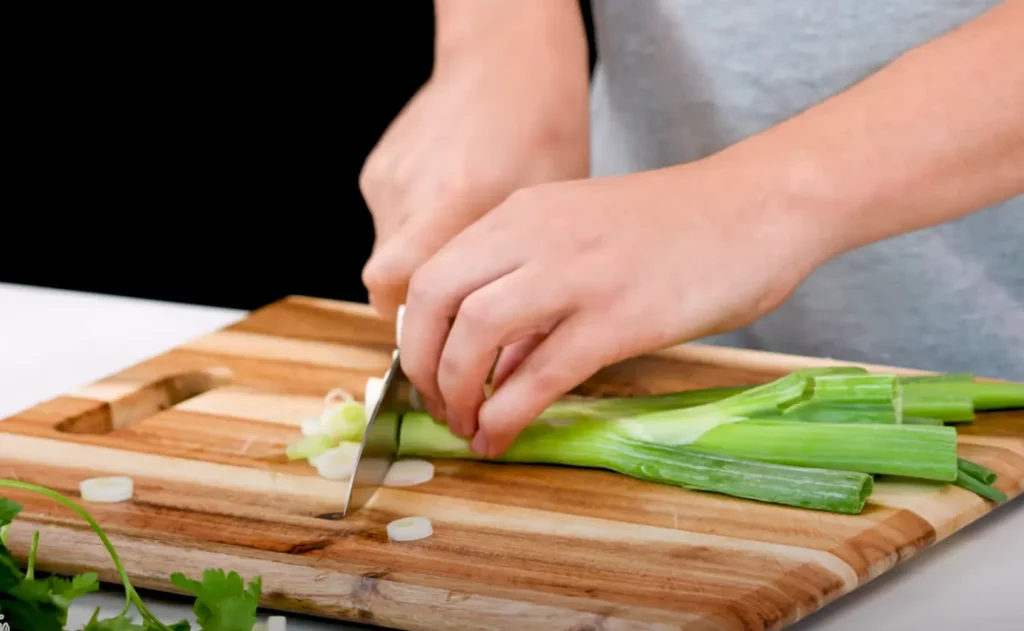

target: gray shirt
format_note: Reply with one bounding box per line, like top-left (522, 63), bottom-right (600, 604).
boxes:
top-left (588, 0), bottom-right (1024, 380)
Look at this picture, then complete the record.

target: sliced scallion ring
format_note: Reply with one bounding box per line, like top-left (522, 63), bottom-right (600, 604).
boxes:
top-left (383, 459), bottom-right (435, 487)
top-left (387, 516), bottom-right (433, 542)
top-left (79, 476), bottom-right (134, 503)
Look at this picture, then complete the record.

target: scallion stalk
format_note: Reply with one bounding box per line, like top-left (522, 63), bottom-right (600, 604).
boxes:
top-left (954, 469), bottom-right (1007, 503)
top-left (685, 420), bottom-right (958, 481)
top-left (539, 386), bottom-right (746, 422)
top-left (901, 395), bottom-right (975, 422)
top-left (958, 457), bottom-right (997, 485)
top-left (397, 413), bottom-right (874, 514)
top-left (563, 371), bottom-right (1023, 422)
top-left (901, 377), bottom-right (1024, 411)
top-left (902, 416), bottom-right (944, 426)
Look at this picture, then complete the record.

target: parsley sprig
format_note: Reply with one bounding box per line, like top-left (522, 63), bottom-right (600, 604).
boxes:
top-left (1, 480), bottom-right (264, 630)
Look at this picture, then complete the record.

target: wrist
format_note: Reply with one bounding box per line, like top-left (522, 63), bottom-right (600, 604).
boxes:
top-left (700, 134), bottom-right (855, 275)
top-left (432, 0), bottom-right (587, 79)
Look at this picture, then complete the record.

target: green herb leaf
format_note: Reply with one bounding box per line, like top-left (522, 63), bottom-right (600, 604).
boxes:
top-left (170, 569), bottom-right (261, 631)
top-left (79, 608), bottom-right (147, 630)
top-left (0, 498), bottom-right (20, 526)
top-left (0, 498), bottom-right (21, 550)
top-left (0, 539), bottom-right (24, 591)
top-left (48, 571), bottom-right (102, 601)
top-left (0, 591), bottom-right (66, 631)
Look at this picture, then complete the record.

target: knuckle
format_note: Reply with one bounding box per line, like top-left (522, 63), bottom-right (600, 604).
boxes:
top-left (407, 265), bottom-right (444, 309)
top-left (518, 359), bottom-right (564, 400)
top-left (361, 253), bottom-right (383, 283)
top-left (457, 293), bottom-right (500, 338)
top-left (361, 250), bottom-right (398, 291)
top-left (434, 174), bottom-right (471, 204)
top-left (503, 186), bottom-right (534, 211)
top-left (358, 155), bottom-right (382, 199)
top-left (436, 352), bottom-right (465, 396)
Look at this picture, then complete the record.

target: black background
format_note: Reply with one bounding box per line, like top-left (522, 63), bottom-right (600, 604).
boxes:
top-left (3, 2), bottom-right (596, 311)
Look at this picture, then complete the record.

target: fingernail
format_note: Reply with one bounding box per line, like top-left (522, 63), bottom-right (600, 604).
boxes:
top-left (470, 432), bottom-right (489, 456)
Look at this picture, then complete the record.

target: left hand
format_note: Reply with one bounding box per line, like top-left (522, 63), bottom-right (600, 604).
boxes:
top-left (399, 154), bottom-right (834, 457)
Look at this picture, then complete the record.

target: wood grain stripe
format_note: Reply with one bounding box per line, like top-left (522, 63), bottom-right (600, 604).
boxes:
top-left (181, 329), bottom-right (392, 372)
top-left (68, 381), bottom-right (325, 427)
top-left (868, 479), bottom-right (990, 539)
top-left (370, 488), bottom-right (861, 592)
top-left (3, 523), bottom-right (697, 630)
top-left (173, 388), bottom-right (325, 424)
top-left (0, 433), bottom-right (344, 502)
top-left (165, 349), bottom-right (379, 397)
top-left (230, 296), bottom-right (396, 347)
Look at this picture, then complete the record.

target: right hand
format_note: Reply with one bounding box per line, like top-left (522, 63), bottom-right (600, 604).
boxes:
top-left (358, 10), bottom-right (590, 320)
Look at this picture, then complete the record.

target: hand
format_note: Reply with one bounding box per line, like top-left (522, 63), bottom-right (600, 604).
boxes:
top-left (399, 154), bottom-right (833, 456)
top-left (358, 22), bottom-right (589, 320)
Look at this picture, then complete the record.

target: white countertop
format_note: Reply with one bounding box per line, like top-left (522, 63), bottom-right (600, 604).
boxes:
top-left (1, 281), bottom-right (1021, 630)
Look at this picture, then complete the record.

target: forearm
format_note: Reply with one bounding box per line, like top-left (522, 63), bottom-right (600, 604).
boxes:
top-left (433, 0), bottom-right (588, 81)
top-left (721, 0), bottom-right (1024, 264)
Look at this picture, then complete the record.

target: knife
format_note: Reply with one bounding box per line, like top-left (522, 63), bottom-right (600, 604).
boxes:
top-left (341, 306), bottom-right (416, 517)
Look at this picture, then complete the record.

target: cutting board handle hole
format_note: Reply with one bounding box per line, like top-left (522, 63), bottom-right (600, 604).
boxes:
top-left (56, 367), bottom-right (234, 434)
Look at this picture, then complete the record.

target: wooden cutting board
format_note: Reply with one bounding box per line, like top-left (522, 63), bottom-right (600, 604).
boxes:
top-left (1, 295), bottom-right (1022, 631)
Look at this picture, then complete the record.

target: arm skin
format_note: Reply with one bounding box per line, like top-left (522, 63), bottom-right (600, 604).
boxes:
top-left (398, 0), bottom-right (1024, 457)
top-left (358, 0), bottom-right (589, 321)
top-left (727, 0), bottom-right (1024, 262)
top-left (431, 0), bottom-right (586, 71)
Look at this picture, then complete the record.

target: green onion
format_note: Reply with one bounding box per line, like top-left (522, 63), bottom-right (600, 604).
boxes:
top-left (686, 420), bottom-right (958, 481)
top-left (285, 434), bottom-right (336, 461)
top-left (574, 371), bottom-right (1023, 423)
top-left (546, 367), bottom-right (874, 426)
top-left (539, 386), bottom-right (746, 422)
top-left (798, 373), bottom-right (899, 405)
top-left (397, 413), bottom-right (874, 514)
top-left (349, 367), bottom-right (1022, 515)
top-left (318, 401), bottom-right (367, 440)
top-left (902, 416), bottom-right (945, 426)
top-left (958, 457), bottom-right (997, 485)
top-left (596, 372), bottom-right (958, 481)
top-left (772, 402), bottom-right (898, 424)
top-left (954, 469), bottom-right (1007, 503)
top-left (901, 376), bottom-right (1024, 411)
top-left (901, 395), bottom-right (975, 422)
top-left (392, 368), bottom-right (962, 512)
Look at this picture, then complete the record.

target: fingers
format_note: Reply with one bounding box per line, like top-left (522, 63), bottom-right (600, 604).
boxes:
top-left (474, 311), bottom-right (620, 457)
top-left (437, 266), bottom-right (570, 438)
top-left (399, 240), bottom-right (522, 426)
top-left (361, 204), bottom-right (473, 319)
top-left (492, 333), bottom-right (546, 389)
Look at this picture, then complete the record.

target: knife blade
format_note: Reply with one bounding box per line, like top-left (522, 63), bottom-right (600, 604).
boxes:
top-left (341, 306), bottom-right (415, 517)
